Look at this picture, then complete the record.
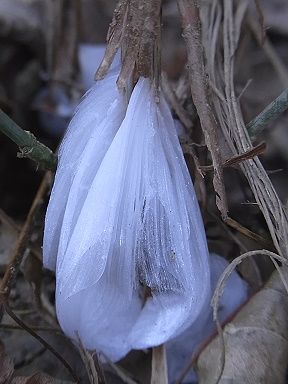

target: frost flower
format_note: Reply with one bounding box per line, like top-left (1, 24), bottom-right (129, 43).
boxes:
top-left (43, 76), bottom-right (211, 361)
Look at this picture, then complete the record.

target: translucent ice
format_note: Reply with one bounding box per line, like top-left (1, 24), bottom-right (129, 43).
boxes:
top-left (44, 77), bottom-right (211, 361)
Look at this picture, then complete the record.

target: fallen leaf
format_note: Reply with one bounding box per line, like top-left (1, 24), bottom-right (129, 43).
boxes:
top-left (196, 267), bottom-right (288, 384)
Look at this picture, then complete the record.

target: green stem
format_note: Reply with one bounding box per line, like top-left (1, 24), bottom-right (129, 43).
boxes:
top-left (0, 109), bottom-right (57, 171)
top-left (247, 88), bottom-right (288, 137)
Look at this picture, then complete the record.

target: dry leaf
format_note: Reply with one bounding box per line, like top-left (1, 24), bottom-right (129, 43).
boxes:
top-left (196, 267), bottom-right (288, 384)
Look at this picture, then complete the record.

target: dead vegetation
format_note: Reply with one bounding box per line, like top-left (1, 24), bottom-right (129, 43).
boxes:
top-left (0, 0), bottom-right (288, 383)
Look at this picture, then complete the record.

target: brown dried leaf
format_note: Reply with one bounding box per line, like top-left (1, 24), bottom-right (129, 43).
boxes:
top-left (196, 267), bottom-right (288, 384)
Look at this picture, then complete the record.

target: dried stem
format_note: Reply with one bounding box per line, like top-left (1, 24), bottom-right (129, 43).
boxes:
top-left (0, 172), bottom-right (52, 313)
top-left (0, 109), bottom-right (57, 171)
top-left (177, 0), bottom-right (228, 219)
top-left (95, 0), bottom-right (129, 80)
top-left (201, 0), bottom-right (288, 259)
top-left (0, 171), bottom-right (79, 381)
top-left (247, 88), bottom-right (288, 137)
top-left (151, 345), bottom-right (168, 384)
top-left (96, 0), bottom-right (162, 89)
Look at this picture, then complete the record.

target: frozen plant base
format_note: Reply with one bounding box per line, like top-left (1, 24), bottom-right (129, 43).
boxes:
top-left (44, 76), bottom-right (211, 361)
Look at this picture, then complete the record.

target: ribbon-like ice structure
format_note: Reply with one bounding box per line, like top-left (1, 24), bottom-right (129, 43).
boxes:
top-left (43, 73), bottom-right (211, 361)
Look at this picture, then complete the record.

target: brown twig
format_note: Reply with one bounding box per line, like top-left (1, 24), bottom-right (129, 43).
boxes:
top-left (177, 0), bottom-right (228, 219)
top-left (0, 172), bottom-right (52, 314)
top-left (96, 0), bottom-right (162, 89)
top-left (95, 0), bottom-right (129, 80)
top-left (225, 217), bottom-right (274, 250)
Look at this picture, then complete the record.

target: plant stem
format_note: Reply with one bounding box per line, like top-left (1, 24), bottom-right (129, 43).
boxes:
top-left (0, 172), bottom-right (52, 315)
top-left (0, 109), bottom-right (57, 171)
top-left (177, 0), bottom-right (228, 219)
top-left (247, 88), bottom-right (288, 137)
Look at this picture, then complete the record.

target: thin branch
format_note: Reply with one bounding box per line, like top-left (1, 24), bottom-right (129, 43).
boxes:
top-left (247, 88), bottom-right (288, 137)
top-left (177, 0), bottom-right (228, 219)
top-left (0, 172), bottom-right (52, 314)
top-left (0, 109), bottom-right (57, 171)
